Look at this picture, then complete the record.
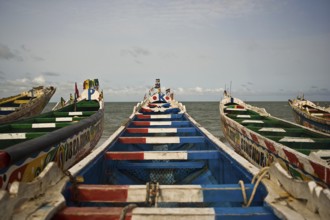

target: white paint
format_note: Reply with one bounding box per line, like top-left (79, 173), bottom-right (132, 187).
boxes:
top-left (279, 137), bottom-right (314, 143)
top-left (149, 122), bottom-right (172, 126)
top-left (68, 112), bottom-right (83, 116)
top-left (131, 208), bottom-right (215, 220)
top-left (0, 107), bottom-right (16, 111)
top-left (32, 123), bottom-right (56, 128)
top-left (149, 115), bottom-right (171, 119)
top-left (148, 128), bottom-right (177, 133)
top-left (236, 115), bottom-right (251, 118)
top-left (0, 133), bottom-right (26, 139)
top-left (144, 151), bottom-right (188, 160)
top-left (145, 137), bottom-right (180, 144)
top-left (242, 120), bottom-right (264, 124)
top-left (55, 117), bottom-right (73, 122)
top-left (259, 128), bottom-right (286, 132)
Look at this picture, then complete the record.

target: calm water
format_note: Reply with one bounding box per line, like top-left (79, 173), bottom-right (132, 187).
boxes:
top-left (44, 101), bottom-right (330, 147)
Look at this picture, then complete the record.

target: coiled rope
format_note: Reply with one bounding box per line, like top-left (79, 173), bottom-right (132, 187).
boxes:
top-left (239, 167), bottom-right (270, 207)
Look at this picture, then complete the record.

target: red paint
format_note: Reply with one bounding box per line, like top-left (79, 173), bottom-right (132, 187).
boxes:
top-left (241, 128), bottom-right (247, 137)
top-left (250, 133), bottom-right (259, 144)
top-left (136, 115), bottom-right (150, 119)
top-left (119, 137), bottom-right (146, 144)
top-left (6, 165), bottom-right (27, 189)
top-left (152, 96), bottom-right (157, 100)
top-left (73, 185), bottom-right (129, 202)
top-left (165, 96), bottom-right (169, 100)
top-left (54, 207), bottom-right (132, 220)
top-left (132, 121), bottom-right (150, 126)
top-left (126, 128), bottom-right (149, 133)
top-left (264, 140), bottom-right (276, 153)
top-left (283, 149), bottom-right (303, 169)
top-left (310, 161), bottom-right (326, 183)
top-left (105, 152), bottom-right (144, 160)
top-left (0, 151), bottom-right (10, 169)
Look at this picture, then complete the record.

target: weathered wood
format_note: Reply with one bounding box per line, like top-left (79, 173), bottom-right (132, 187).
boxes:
top-left (0, 162), bottom-right (68, 220)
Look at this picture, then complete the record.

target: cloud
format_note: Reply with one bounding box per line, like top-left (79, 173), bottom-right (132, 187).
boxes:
top-left (32, 75), bottom-right (46, 84)
top-left (121, 46), bottom-right (151, 58)
top-left (43, 72), bottom-right (61, 77)
top-left (0, 44), bottom-right (23, 61)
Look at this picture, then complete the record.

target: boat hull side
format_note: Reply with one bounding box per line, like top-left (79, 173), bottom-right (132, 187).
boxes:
top-left (220, 98), bottom-right (330, 187)
top-left (0, 109), bottom-right (104, 190)
top-left (290, 105), bottom-right (330, 134)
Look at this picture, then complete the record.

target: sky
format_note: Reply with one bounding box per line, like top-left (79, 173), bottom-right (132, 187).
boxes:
top-left (0, 0), bottom-right (329, 102)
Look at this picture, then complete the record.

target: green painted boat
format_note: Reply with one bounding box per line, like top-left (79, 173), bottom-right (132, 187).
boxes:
top-left (220, 92), bottom-right (330, 188)
top-left (0, 79), bottom-right (104, 190)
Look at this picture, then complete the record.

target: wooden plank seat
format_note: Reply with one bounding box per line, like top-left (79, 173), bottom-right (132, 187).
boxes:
top-left (52, 111), bottom-right (96, 117)
top-left (0, 132), bottom-right (46, 140)
top-left (136, 114), bottom-right (184, 120)
top-left (125, 127), bottom-right (196, 134)
top-left (54, 206), bottom-right (275, 220)
top-left (105, 150), bottom-right (220, 160)
top-left (67, 184), bottom-right (262, 204)
top-left (10, 122), bottom-right (73, 130)
top-left (32, 117), bottom-right (86, 123)
top-left (118, 136), bottom-right (205, 144)
top-left (131, 121), bottom-right (190, 127)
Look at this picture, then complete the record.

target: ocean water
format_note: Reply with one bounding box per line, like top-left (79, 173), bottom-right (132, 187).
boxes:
top-left (44, 101), bottom-right (330, 147)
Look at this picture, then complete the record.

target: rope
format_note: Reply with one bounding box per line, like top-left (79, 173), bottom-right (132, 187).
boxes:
top-left (64, 170), bottom-right (79, 202)
top-left (119, 204), bottom-right (137, 220)
top-left (145, 181), bottom-right (160, 207)
top-left (239, 167), bottom-right (270, 207)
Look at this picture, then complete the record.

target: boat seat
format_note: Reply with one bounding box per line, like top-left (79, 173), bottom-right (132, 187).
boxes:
top-left (105, 150), bottom-right (220, 160)
top-left (0, 132), bottom-right (46, 140)
top-left (53, 111), bottom-right (96, 117)
top-left (13, 100), bottom-right (30, 104)
top-left (67, 183), bottom-right (263, 204)
top-left (136, 114), bottom-right (184, 120)
top-left (54, 206), bottom-right (275, 220)
top-left (125, 127), bottom-right (196, 134)
top-left (131, 121), bottom-right (190, 127)
top-left (118, 136), bottom-right (205, 144)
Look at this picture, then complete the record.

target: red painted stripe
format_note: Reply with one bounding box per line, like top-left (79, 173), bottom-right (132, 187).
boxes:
top-left (119, 137), bottom-right (146, 144)
top-left (132, 121), bottom-right (150, 126)
top-left (264, 140), bottom-right (276, 153)
top-left (141, 108), bottom-right (152, 112)
top-left (310, 161), bottom-right (326, 184)
top-left (249, 133), bottom-right (259, 144)
top-left (136, 115), bottom-right (150, 119)
top-left (53, 207), bottom-right (132, 220)
top-left (283, 149), bottom-right (303, 170)
top-left (0, 151), bottom-right (10, 169)
top-left (105, 152), bottom-right (144, 160)
top-left (126, 128), bottom-right (149, 133)
top-left (72, 185), bottom-right (129, 202)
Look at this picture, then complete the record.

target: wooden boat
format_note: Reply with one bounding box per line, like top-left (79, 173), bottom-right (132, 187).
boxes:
top-left (220, 91), bottom-right (330, 188)
top-left (5, 79), bottom-right (330, 220)
top-left (289, 95), bottom-right (330, 134)
top-left (0, 86), bottom-right (56, 124)
top-left (0, 79), bottom-right (104, 190)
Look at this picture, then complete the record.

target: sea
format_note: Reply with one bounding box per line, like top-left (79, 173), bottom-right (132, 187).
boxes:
top-left (44, 101), bottom-right (330, 147)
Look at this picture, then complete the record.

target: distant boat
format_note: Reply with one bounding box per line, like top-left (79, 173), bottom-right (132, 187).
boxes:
top-left (220, 91), bottom-right (330, 187)
top-left (0, 86), bottom-right (56, 124)
top-left (289, 95), bottom-right (330, 134)
top-left (2, 80), bottom-right (330, 220)
top-left (0, 79), bottom-right (104, 190)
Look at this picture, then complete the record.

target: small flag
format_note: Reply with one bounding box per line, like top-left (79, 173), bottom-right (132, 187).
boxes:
top-left (75, 82), bottom-right (79, 98)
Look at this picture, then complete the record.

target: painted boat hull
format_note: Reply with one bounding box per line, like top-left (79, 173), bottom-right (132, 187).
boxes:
top-left (50, 102), bottom-right (280, 219)
top-left (289, 99), bottom-right (330, 134)
top-left (0, 85), bottom-right (104, 190)
top-left (0, 86), bottom-right (56, 124)
top-left (220, 95), bottom-right (330, 187)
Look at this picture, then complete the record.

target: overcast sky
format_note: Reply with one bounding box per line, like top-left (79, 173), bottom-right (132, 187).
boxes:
top-left (0, 0), bottom-right (329, 102)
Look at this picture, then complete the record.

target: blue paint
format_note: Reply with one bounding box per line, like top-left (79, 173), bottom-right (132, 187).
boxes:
top-left (88, 89), bottom-right (95, 100)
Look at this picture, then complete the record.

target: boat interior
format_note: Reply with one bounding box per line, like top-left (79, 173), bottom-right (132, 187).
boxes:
top-left (53, 108), bottom-right (278, 219)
